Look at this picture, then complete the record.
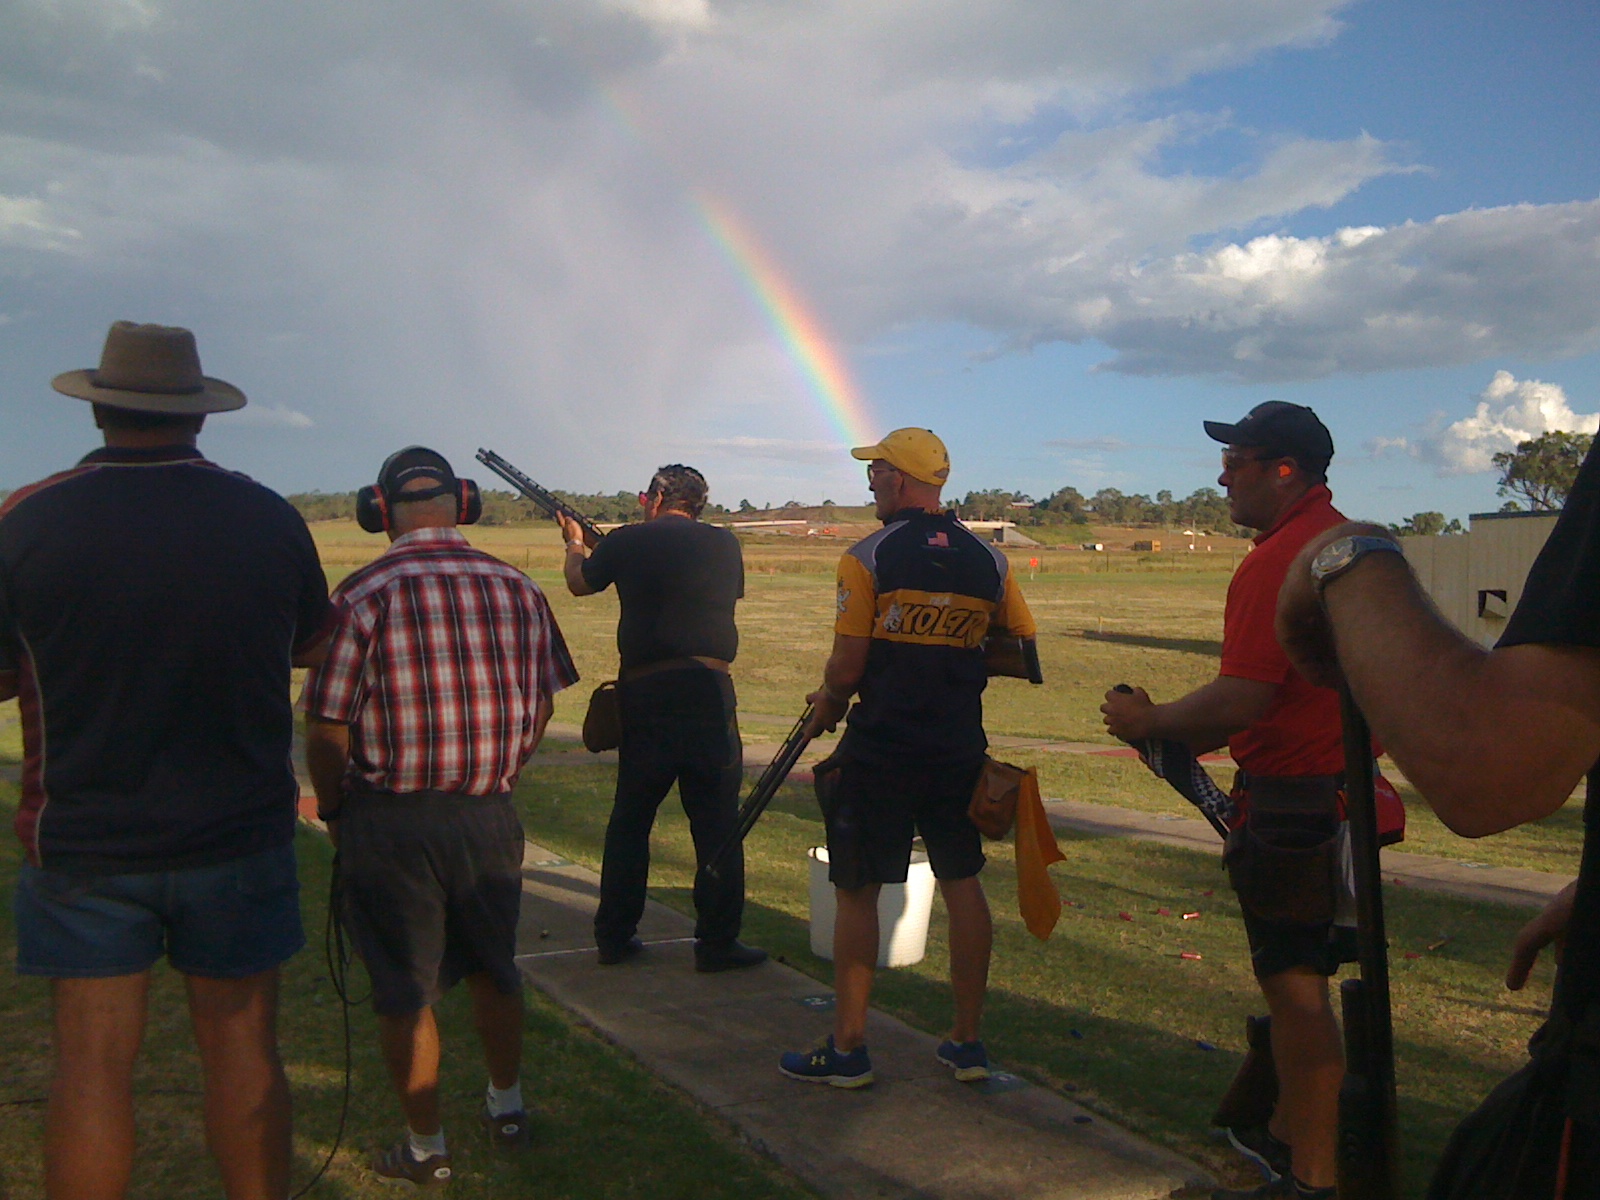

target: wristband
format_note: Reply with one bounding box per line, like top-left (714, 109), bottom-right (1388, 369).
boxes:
top-left (566, 541), bottom-right (585, 553)
top-left (822, 684), bottom-right (850, 705)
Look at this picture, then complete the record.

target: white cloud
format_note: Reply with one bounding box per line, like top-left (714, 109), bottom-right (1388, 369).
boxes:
top-left (1045, 436), bottom-right (1129, 452)
top-left (1372, 371), bottom-right (1599, 476)
top-left (227, 402), bottom-right (315, 430)
top-left (683, 436), bottom-right (843, 464)
top-left (0, 194), bottom-right (81, 252)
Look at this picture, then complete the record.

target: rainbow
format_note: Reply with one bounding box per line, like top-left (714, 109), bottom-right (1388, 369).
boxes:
top-left (689, 191), bottom-right (876, 447)
top-left (595, 85), bottom-right (877, 448)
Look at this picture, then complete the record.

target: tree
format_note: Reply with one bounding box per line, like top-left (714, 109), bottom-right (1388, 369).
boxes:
top-left (1390, 511), bottom-right (1464, 537)
top-left (1492, 431), bottom-right (1593, 511)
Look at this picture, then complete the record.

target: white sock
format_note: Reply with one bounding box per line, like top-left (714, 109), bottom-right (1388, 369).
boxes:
top-left (407, 1128), bottom-right (447, 1161)
top-left (486, 1079), bottom-right (524, 1117)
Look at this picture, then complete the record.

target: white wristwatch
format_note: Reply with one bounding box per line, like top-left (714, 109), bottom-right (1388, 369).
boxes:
top-left (1310, 535), bottom-right (1403, 593)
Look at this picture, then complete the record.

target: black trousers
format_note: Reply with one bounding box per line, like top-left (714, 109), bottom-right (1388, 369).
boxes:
top-left (593, 667), bottom-right (744, 948)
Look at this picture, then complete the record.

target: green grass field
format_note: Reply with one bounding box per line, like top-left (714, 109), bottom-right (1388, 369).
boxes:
top-left (512, 760), bottom-right (1557, 1197)
top-left (0, 782), bottom-right (812, 1200)
top-left (0, 519), bottom-right (1579, 1198)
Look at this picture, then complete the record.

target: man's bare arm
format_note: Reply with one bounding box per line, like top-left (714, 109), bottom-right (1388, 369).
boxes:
top-left (0, 670), bottom-right (16, 703)
top-left (803, 633), bottom-right (871, 738)
top-left (1100, 674), bottom-right (1277, 751)
top-left (557, 514), bottom-right (598, 596)
top-left (303, 715), bottom-right (352, 821)
top-left (529, 691), bottom-right (554, 756)
top-left (292, 637), bottom-right (330, 669)
top-left (1279, 526), bottom-right (1600, 835)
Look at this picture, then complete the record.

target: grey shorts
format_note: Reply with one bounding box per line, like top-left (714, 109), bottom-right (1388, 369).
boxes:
top-left (336, 791), bottom-right (525, 1015)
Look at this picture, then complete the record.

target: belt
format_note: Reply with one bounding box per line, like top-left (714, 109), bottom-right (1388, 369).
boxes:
top-left (618, 655), bottom-right (730, 683)
top-left (1234, 772), bottom-right (1343, 814)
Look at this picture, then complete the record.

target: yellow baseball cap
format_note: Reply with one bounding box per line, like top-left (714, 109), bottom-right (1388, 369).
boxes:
top-left (850, 427), bottom-right (950, 485)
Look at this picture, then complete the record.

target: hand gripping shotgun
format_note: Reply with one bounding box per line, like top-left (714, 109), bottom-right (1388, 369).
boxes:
top-left (475, 448), bottom-right (607, 546)
top-left (706, 706), bottom-right (815, 879)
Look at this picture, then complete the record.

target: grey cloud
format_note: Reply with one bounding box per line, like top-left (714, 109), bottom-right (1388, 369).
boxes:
top-left (0, 0), bottom-right (1582, 493)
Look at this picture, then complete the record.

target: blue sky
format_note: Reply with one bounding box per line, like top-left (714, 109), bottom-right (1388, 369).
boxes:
top-left (3, 0), bottom-right (1599, 525)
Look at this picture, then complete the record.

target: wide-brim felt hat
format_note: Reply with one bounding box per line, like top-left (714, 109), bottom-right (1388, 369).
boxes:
top-left (52, 321), bottom-right (246, 414)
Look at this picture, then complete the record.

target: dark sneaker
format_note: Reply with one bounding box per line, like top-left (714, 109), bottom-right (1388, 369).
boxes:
top-left (597, 936), bottom-right (644, 966)
top-left (1211, 1178), bottom-right (1292, 1200)
top-left (694, 939), bottom-right (769, 973)
top-left (1212, 1178), bottom-right (1332, 1200)
top-left (481, 1105), bottom-right (530, 1151)
top-left (1225, 1125), bottom-right (1292, 1183)
top-left (371, 1140), bottom-right (453, 1188)
top-left (779, 1036), bottom-right (874, 1088)
top-left (935, 1039), bottom-right (991, 1082)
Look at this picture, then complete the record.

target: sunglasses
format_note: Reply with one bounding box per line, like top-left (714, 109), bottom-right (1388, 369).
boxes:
top-left (1220, 450), bottom-right (1283, 472)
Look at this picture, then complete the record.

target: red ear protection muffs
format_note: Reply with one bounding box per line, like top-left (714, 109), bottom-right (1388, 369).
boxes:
top-left (356, 447), bottom-right (481, 533)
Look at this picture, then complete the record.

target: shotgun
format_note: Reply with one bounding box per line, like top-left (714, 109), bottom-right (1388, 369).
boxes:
top-left (706, 706), bottom-right (814, 878)
top-left (474, 448), bottom-right (606, 546)
top-left (1336, 685), bottom-right (1401, 1200)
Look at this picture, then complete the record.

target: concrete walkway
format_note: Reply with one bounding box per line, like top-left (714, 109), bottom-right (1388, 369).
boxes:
top-left (513, 841), bottom-right (1211, 1200)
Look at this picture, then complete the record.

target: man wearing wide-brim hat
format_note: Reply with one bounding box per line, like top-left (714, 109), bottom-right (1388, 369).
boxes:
top-left (0, 322), bottom-right (332, 1199)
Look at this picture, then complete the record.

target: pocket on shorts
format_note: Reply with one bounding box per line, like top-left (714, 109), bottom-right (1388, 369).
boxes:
top-left (1225, 819), bottom-right (1340, 925)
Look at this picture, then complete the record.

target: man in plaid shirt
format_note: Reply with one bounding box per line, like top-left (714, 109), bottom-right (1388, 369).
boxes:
top-left (303, 447), bottom-right (577, 1186)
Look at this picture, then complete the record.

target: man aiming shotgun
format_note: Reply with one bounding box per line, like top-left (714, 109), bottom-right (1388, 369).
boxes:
top-left (555, 463), bottom-right (767, 973)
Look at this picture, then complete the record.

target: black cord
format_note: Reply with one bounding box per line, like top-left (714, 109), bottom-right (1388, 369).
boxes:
top-left (289, 851), bottom-right (364, 1200)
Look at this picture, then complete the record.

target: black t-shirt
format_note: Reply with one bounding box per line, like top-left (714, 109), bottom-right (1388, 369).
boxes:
top-left (1499, 440), bottom-right (1600, 1018)
top-left (580, 516), bottom-right (743, 670)
top-left (0, 445), bottom-right (331, 874)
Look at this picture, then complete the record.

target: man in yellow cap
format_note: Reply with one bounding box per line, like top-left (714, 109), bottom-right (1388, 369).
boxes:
top-left (780, 428), bottom-right (1036, 1088)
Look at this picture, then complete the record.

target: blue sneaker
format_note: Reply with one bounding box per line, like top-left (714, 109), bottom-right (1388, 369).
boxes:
top-left (935, 1039), bottom-right (991, 1081)
top-left (779, 1036), bottom-right (874, 1088)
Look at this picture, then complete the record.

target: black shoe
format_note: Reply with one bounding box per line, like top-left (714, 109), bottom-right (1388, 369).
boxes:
top-left (1225, 1125), bottom-right (1292, 1183)
top-left (597, 936), bottom-right (644, 965)
top-left (694, 939), bottom-right (769, 973)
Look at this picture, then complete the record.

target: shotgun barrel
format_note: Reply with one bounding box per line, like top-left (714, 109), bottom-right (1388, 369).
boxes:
top-left (706, 706), bottom-right (815, 878)
top-left (1336, 686), bottom-right (1401, 1200)
top-left (475, 448), bottom-right (606, 545)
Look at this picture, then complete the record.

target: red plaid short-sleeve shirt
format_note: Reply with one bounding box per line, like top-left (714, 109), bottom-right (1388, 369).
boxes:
top-left (301, 527), bottom-right (579, 795)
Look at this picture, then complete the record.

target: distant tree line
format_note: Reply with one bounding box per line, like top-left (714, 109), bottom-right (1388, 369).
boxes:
top-left (956, 485), bottom-right (1247, 535)
top-left (285, 489), bottom-right (728, 526)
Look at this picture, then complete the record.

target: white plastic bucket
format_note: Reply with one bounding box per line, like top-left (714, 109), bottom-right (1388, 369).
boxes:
top-left (807, 846), bottom-right (936, 968)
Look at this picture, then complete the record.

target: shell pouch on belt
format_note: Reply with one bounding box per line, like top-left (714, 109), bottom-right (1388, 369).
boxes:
top-left (1224, 776), bottom-right (1344, 925)
top-left (1224, 770), bottom-right (1404, 925)
top-left (582, 681), bottom-right (621, 753)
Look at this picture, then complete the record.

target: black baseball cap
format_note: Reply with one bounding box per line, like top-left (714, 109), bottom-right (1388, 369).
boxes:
top-left (379, 445), bottom-right (457, 500)
top-left (1204, 402), bottom-right (1334, 474)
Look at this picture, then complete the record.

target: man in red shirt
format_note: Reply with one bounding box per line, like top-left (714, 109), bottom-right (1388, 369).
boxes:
top-left (303, 447), bottom-right (578, 1186)
top-left (1102, 403), bottom-right (1351, 1200)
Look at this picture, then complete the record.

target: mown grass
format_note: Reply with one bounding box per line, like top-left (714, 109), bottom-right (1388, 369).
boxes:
top-left (0, 782), bottom-right (812, 1200)
top-left (513, 761), bottom-right (1558, 1198)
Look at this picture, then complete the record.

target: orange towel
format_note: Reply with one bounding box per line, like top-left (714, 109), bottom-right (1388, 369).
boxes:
top-left (1014, 768), bottom-right (1065, 940)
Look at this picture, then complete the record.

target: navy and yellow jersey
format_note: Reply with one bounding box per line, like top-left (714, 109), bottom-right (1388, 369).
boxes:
top-left (834, 508), bottom-right (1035, 768)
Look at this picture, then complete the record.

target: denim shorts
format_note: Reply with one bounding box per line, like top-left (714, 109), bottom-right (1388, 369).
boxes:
top-left (14, 842), bottom-right (305, 979)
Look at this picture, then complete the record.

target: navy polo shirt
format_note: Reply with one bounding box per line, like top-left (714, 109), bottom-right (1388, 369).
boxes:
top-left (0, 445), bottom-right (331, 874)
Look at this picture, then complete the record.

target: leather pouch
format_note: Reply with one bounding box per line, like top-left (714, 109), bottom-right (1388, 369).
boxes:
top-left (969, 757), bottom-right (1027, 840)
top-left (1224, 815), bottom-right (1341, 924)
top-left (581, 681), bottom-right (621, 753)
